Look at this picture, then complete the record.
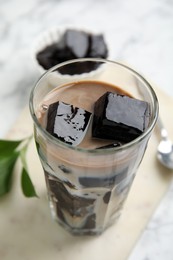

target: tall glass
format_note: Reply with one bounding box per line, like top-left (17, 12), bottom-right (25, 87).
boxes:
top-left (29, 59), bottom-right (158, 235)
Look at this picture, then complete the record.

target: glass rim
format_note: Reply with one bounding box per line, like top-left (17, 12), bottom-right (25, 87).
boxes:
top-left (29, 58), bottom-right (159, 154)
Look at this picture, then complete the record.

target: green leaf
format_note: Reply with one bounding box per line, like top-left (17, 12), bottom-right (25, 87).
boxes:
top-left (0, 152), bottom-right (19, 196)
top-left (20, 145), bottom-right (28, 171)
top-left (21, 167), bottom-right (38, 198)
top-left (20, 141), bottom-right (38, 198)
top-left (0, 139), bottom-right (22, 155)
top-left (0, 135), bottom-right (38, 199)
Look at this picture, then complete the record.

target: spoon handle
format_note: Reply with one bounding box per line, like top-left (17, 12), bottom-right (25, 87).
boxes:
top-left (157, 116), bottom-right (168, 140)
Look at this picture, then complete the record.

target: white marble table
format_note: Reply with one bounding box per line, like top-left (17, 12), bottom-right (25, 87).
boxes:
top-left (1, 0), bottom-right (173, 259)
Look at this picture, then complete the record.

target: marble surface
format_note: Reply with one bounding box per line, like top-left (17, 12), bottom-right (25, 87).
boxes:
top-left (0, 0), bottom-right (173, 259)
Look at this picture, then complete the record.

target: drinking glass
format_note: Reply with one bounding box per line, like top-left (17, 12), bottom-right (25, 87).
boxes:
top-left (29, 58), bottom-right (158, 235)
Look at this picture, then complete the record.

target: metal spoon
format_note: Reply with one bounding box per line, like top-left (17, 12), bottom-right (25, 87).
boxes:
top-left (157, 117), bottom-right (173, 169)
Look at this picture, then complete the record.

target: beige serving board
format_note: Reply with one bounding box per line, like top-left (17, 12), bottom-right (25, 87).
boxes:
top-left (0, 86), bottom-right (173, 260)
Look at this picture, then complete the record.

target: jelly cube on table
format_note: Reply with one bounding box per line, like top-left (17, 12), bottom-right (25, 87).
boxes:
top-left (89, 34), bottom-right (108, 58)
top-left (64, 29), bottom-right (89, 58)
top-left (46, 101), bottom-right (91, 146)
top-left (92, 92), bottom-right (150, 143)
top-left (36, 43), bottom-right (59, 69)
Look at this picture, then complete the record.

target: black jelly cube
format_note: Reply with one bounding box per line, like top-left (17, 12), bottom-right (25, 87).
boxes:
top-left (92, 92), bottom-right (150, 143)
top-left (46, 101), bottom-right (91, 146)
top-left (64, 29), bottom-right (89, 58)
top-left (45, 173), bottom-right (96, 218)
top-left (103, 191), bottom-right (111, 204)
top-left (79, 167), bottom-right (128, 188)
top-left (58, 164), bottom-right (72, 174)
top-left (82, 213), bottom-right (96, 229)
top-left (96, 142), bottom-right (122, 149)
top-left (36, 43), bottom-right (58, 69)
top-left (88, 34), bottom-right (108, 58)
